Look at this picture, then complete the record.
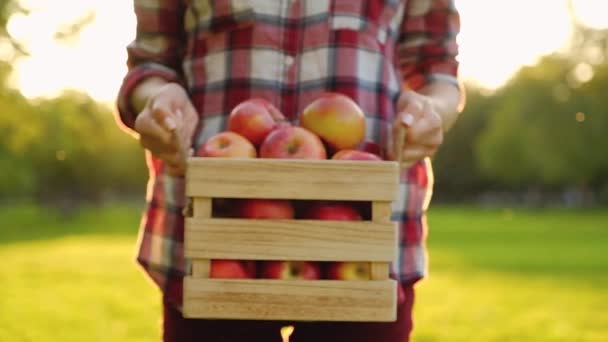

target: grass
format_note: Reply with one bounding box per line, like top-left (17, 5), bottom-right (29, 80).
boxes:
top-left (0, 203), bottom-right (160, 341)
top-left (414, 206), bottom-right (608, 341)
top-left (1, 203), bottom-right (607, 341)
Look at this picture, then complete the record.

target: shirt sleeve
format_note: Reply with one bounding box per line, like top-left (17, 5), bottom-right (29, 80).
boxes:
top-left (116, 0), bottom-right (186, 131)
top-left (397, 0), bottom-right (461, 91)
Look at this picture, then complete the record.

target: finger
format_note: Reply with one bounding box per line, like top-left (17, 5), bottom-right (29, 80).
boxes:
top-left (140, 135), bottom-right (178, 155)
top-left (395, 111), bottom-right (416, 128)
top-left (407, 115), bottom-right (443, 148)
top-left (397, 102), bottom-right (425, 127)
top-left (397, 92), bottom-right (425, 123)
top-left (151, 100), bottom-right (177, 132)
top-left (179, 104), bottom-right (200, 150)
top-left (136, 112), bottom-right (174, 145)
top-left (400, 145), bottom-right (437, 164)
top-left (391, 123), bottom-right (407, 163)
top-left (158, 151), bottom-right (185, 168)
top-left (166, 163), bottom-right (186, 177)
top-left (173, 109), bottom-right (186, 151)
top-left (397, 90), bottom-right (418, 111)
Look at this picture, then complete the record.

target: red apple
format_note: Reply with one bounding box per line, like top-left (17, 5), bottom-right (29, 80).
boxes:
top-left (228, 98), bottom-right (285, 146)
top-left (259, 126), bottom-right (327, 159)
top-left (237, 199), bottom-right (294, 219)
top-left (302, 201), bottom-right (363, 221)
top-left (260, 261), bottom-right (321, 280)
top-left (212, 198), bottom-right (237, 218)
top-left (210, 259), bottom-right (256, 279)
top-left (196, 131), bottom-right (256, 158)
top-left (299, 93), bottom-right (366, 150)
top-left (326, 261), bottom-right (370, 280)
top-left (359, 140), bottom-right (383, 157)
top-left (332, 149), bottom-right (382, 161)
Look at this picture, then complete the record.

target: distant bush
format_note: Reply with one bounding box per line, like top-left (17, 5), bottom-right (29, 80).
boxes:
top-left (0, 89), bottom-right (147, 206)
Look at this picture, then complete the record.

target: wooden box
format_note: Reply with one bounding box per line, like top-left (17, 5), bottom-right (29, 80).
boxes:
top-left (183, 158), bottom-right (400, 322)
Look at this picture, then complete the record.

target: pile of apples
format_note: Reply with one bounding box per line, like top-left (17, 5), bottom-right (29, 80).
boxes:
top-left (196, 92), bottom-right (383, 281)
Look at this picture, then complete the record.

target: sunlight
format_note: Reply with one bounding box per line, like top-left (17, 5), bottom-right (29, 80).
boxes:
top-left (5, 0), bottom-right (605, 101)
top-left (457, 0), bottom-right (571, 89)
top-left (7, 0), bottom-right (134, 103)
top-left (280, 325), bottom-right (295, 342)
top-left (572, 0), bottom-right (608, 29)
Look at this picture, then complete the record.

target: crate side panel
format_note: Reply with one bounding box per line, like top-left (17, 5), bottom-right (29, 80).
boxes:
top-left (186, 158), bottom-right (399, 201)
top-left (185, 218), bottom-right (397, 262)
top-left (183, 278), bottom-right (397, 322)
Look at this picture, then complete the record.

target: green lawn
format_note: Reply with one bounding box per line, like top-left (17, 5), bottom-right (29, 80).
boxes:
top-left (1, 203), bottom-right (607, 341)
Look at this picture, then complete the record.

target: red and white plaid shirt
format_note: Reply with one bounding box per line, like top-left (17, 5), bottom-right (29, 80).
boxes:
top-left (117, 0), bottom-right (460, 309)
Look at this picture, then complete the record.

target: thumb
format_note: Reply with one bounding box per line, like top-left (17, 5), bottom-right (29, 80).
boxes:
top-left (151, 101), bottom-right (177, 132)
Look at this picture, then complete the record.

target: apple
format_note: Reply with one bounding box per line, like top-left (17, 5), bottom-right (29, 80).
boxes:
top-left (302, 201), bottom-right (363, 221)
top-left (259, 126), bottom-right (327, 159)
top-left (196, 131), bottom-right (256, 158)
top-left (299, 93), bottom-right (366, 151)
top-left (212, 198), bottom-right (237, 218)
top-left (358, 140), bottom-right (383, 157)
top-left (237, 199), bottom-right (295, 219)
top-left (210, 259), bottom-right (256, 279)
top-left (326, 261), bottom-right (371, 280)
top-left (332, 149), bottom-right (382, 161)
top-left (228, 98), bottom-right (286, 146)
top-left (259, 261), bottom-right (321, 280)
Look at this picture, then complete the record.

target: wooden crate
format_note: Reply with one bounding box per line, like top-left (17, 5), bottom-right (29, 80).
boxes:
top-left (183, 158), bottom-right (400, 322)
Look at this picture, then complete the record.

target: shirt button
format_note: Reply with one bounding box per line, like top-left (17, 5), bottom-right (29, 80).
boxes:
top-left (285, 55), bottom-right (295, 67)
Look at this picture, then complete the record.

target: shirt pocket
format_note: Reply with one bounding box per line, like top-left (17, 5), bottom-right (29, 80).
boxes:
top-left (328, 0), bottom-right (403, 45)
top-left (185, 0), bottom-right (257, 34)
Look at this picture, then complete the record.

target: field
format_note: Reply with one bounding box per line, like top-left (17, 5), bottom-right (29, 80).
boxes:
top-left (1, 203), bottom-right (606, 341)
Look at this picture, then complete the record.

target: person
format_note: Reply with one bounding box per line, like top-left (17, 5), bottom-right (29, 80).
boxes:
top-left (115, 0), bottom-right (463, 341)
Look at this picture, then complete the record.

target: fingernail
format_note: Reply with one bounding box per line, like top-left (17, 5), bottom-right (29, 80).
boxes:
top-left (164, 117), bottom-right (176, 131)
top-left (402, 113), bottom-right (414, 126)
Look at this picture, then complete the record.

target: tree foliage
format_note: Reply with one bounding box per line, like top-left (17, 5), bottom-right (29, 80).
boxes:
top-left (0, 90), bottom-right (147, 204)
top-left (0, 2), bottom-right (607, 206)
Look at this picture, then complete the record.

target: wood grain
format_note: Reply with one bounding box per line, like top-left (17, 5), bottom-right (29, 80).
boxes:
top-left (372, 201), bottom-right (393, 222)
top-left (183, 277), bottom-right (397, 322)
top-left (185, 218), bottom-right (397, 262)
top-left (186, 158), bottom-right (399, 201)
top-left (192, 198), bottom-right (211, 219)
top-left (192, 260), bottom-right (210, 278)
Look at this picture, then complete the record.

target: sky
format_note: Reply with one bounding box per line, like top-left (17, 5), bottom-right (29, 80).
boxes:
top-left (4, 0), bottom-right (607, 104)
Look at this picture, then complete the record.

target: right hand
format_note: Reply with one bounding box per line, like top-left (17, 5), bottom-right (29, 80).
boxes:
top-left (134, 83), bottom-right (199, 176)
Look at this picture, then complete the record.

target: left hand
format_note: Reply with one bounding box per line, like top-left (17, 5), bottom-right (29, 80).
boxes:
top-left (389, 90), bottom-right (444, 166)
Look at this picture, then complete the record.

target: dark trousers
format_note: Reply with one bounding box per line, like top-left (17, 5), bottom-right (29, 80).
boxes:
top-left (163, 284), bottom-right (414, 342)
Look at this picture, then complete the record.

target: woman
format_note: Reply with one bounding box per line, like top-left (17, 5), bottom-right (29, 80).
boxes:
top-left (115, 0), bottom-right (463, 340)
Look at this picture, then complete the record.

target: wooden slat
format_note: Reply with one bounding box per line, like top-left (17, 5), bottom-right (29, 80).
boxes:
top-left (192, 260), bottom-right (210, 278)
top-left (185, 218), bottom-right (397, 262)
top-left (372, 201), bottom-right (393, 222)
top-left (183, 278), bottom-right (397, 322)
top-left (193, 198), bottom-right (211, 219)
top-left (370, 201), bottom-right (394, 281)
top-left (186, 158), bottom-right (399, 201)
top-left (370, 262), bottom-right (389, 280)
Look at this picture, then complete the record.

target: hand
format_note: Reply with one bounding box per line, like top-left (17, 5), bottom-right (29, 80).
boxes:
top-left (134, 83), bottom-right (199, 176)
top-left (390, 90), bottom-right (444, 166)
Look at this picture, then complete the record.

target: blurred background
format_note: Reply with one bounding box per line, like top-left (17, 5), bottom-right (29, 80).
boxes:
top-left (0, 0), bottom-right (606, 341)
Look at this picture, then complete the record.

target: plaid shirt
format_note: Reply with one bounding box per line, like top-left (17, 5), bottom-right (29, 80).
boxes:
top-left (116, 0), bottom-right (460, 308)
